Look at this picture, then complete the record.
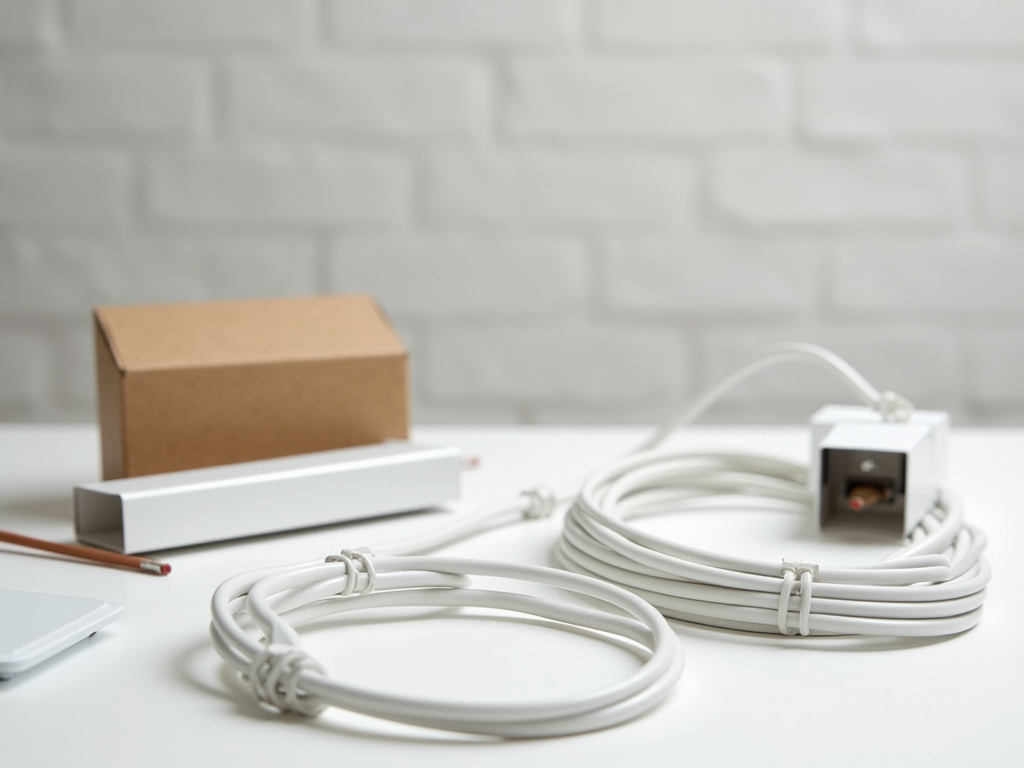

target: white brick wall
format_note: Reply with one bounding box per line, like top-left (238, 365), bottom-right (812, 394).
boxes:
top-left (426, 323), bottom-right (687, 404)
top-left (983, 155), bottom-right (1024, 227)
top-left (602, 240), bottom-right (818, 317)
top-left (426, 150), bottom-right (694, 228)
top-left (226, 58), bottom-right (488, 138)
top-left (805, 63), bottom-right (1024, 141)
top-left (1, 58), bottom-right (209, 137)
top-left (594, 0), bottom-right (843, 47)
top-left (0, 0), bottom-right (1022, 427)
top-left (329, 0), bottom-right (577, 47)
top-left (0, 329), bottom-right (52, 418)
top-left (0, 150), bottom-right (130, 226)
top-left (65, 0), bottom-right (316, 47)
top-left (145, 149), bottom-right (411, 225)
top-left (0, 236), bottom-right (318, 315)
top-left (0, 0), bottom-right (56, 49)
top-left (829, 240), bottom-right (1024, 317)
top-left (712, 152), bottom-right (966, 228)
top-left (329, 236), bottom-right (588, 317)
top-left (861, 0), bottom-right (1024, 48)
top-left (506, 59), bottom-right (789, 139)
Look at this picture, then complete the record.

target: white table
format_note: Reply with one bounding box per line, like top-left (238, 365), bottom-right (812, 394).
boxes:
top-left (0, 424), bottom-right (1020, 767)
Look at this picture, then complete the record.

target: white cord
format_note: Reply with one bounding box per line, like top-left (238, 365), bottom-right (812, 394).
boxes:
top-left (209, 551), bottom-right (683, 737)
top-left (639, 342), bottom-right (913, 451)
top-left (556, 449), bottom-right (989, 637)
top-left (553, 342), bottom-right (989, 638)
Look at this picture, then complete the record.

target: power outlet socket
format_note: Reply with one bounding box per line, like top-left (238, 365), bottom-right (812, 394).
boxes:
top-left (810, 405), bottom-right (949, 536)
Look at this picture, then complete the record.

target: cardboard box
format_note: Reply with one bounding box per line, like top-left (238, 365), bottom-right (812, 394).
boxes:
top-left (93, 295), bottom-right (408, 480)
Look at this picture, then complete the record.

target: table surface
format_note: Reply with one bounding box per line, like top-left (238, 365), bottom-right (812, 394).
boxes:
top-left (0, 424), bottom-right (1020, 767)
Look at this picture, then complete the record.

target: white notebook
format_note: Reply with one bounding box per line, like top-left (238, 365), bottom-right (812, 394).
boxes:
top-left (0, 589), bottom-right (123, 680)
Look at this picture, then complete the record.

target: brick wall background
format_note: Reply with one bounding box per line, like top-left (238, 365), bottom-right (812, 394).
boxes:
top-left (1, 0), bottom-right (1022, 427)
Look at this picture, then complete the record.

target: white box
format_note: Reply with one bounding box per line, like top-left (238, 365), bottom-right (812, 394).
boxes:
top-left (810, 405), bottom-right (949, 535)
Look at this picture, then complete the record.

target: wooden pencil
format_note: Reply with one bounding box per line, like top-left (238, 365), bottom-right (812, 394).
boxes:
top-left (0, 529), bottom-right (171, 575)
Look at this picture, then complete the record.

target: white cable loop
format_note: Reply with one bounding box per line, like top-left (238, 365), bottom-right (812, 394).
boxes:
top-left (557, 449), bottom-right (989, 637)
top-left (210, 555), bottom-right (683, 738)
top-left (640, 342), bottom-right (909, 450)
top-left (324, 549), bottom-right (377, 596)
top-left (550, 344), bottom-right (988, 637)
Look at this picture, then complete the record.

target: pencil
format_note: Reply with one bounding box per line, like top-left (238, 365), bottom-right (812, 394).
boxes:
top-left (0, 529), bottom-right (171, 575)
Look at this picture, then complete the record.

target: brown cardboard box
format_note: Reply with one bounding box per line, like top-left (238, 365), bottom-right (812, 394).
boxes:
top-left (93, 295), bottom-right (408, 480)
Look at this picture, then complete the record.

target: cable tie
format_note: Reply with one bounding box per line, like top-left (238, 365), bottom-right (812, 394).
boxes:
top-left (798, 568), bottom-right (814, 637)
top-left (325, 549), bottom-right (377, 596)
top-left (521, 485), bottom-right (558, 520)
top-left (876, 390), bottom-right (914, 423)
top-left (248, 643), bottom-right (327, 717)
top-left (781, 559), bottom-right (820, 577)
top-left (779, 560), bottom-right (819, 637)
top-left (776, 570), bottom-right (797, 636)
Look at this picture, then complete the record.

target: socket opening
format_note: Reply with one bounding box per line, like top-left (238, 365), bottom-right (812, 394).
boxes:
top-left (821, 448), bottom-right (906, 534)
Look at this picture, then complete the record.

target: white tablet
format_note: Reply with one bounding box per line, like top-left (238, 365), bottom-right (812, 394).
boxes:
top-left (0, 589), bottom-right (123, 680)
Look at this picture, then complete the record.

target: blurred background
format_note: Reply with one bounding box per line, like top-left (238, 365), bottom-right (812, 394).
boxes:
top-left (0, 0), bottom-right (1022, 427)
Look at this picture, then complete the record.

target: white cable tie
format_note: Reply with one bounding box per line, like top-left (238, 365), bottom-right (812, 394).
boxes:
top-left (521, 485), bottom-right (558, 520)
top-left (248, 643), bottom-right (327, 717)
top-left (798, 569), bottom-right (814, 637)
top-left (325, 549), bottom-right (377, 596)
top-left (780, 560), bottom-right (819, 637)
top-left (347, 549), bottom-right (377, 594)
top-left (325, 552), bottom-right (356, 595)
top-left (776, 570), bottom-right (797, 636)
top-left (876, 390), bottom-right (914, 423)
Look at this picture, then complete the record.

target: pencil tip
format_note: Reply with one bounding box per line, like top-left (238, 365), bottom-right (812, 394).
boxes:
top-left (140, 561), bottom-right (171, 575)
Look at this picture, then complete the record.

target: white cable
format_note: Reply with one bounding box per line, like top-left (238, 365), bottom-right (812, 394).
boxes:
top-left (555, 344), bottom-right (989, 638)
top-left (640, 342), bottom-right (913, 451)
top-left (209, 552), bottom-right (683, 737)
top-left (558, 453), bottom-right (988, 636)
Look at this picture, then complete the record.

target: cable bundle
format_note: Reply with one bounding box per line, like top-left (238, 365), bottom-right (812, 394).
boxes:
top-left (210, 552), bottom-right (683, 737)
top-left (552, 343), bottom-right (989, 638)
top-left (556, 448), bottom-right (990, 637)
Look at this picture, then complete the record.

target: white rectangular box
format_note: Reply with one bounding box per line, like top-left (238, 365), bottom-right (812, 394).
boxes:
top-left (74, 441), bottom-right (461, 554)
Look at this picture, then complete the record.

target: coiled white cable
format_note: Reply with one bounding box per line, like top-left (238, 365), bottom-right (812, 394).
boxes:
top-left (555, 343), bottom-right (990, 637)
top-left (210, 551), bottom-right (683, 737)
top-left (556, 449), bottom-right (989, 637)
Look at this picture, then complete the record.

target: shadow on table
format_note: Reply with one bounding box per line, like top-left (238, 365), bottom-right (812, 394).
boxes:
top-left (172, 610), bottom-right (622, 745)
top-left (670, 618), bottom-right (952, 653)
top-left (0, 494), bottom-right (75, 525)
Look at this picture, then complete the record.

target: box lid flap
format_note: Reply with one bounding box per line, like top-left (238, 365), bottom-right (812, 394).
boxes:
top-left (94, 295), bottom-right (404, 371)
